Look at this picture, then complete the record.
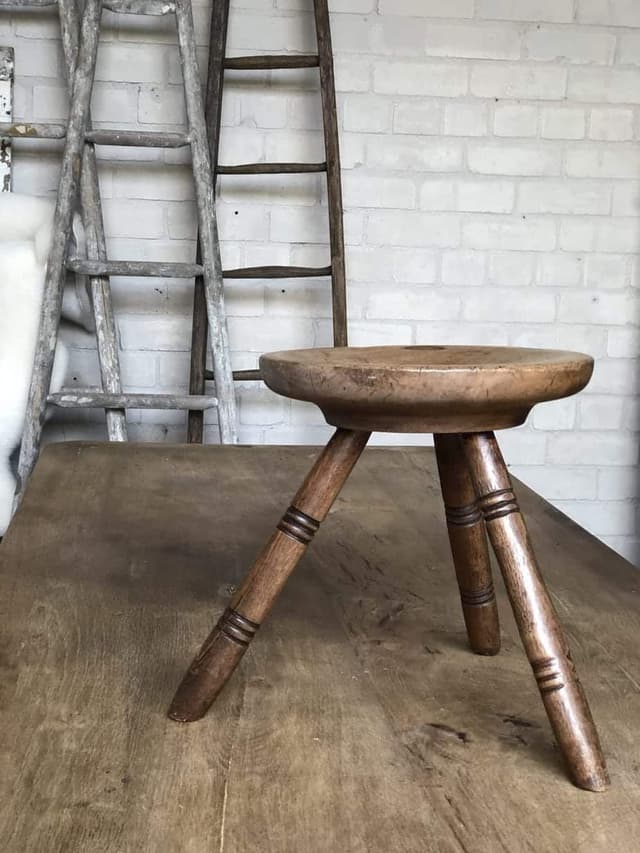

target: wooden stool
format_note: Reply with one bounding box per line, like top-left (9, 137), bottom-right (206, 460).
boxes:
top-left (169, 345), bottom-right (609, 792)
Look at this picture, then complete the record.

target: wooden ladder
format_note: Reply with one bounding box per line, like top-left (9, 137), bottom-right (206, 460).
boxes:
top-left (0, 0), bottom-right (239, 507)
top-left (187, 0), bottom-right (348, 443)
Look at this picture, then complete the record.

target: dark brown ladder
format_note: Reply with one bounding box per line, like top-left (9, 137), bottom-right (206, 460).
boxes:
top-left (187, 0), bottom-right (348, 443)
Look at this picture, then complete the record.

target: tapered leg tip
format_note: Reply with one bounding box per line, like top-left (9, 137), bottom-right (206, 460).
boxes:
top-left (573, 769), bottom-right (610, 793)
top-left (167, 680), bottom-right (212, 723)
top-left (167, 705), bottom-right (205, 724)
top-left (467, 625), bottom-right (501, 656)
top-left (471, 644), bottom-right (501, 657)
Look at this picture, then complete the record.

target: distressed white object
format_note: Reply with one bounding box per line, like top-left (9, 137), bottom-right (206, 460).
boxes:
top-left (0, 193), bottom-right (90, 536)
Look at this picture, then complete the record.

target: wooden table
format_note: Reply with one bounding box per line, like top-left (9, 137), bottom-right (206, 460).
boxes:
top-left (1, 442), bottom-right (639, 852)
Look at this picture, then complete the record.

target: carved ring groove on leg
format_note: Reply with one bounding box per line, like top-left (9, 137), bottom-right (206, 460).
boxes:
top-left (532, 655), bottom-right (571, 695)
top-left (277, 505), bottom-right (321, 544)
top-left (444, 502), bottom-right (482, 527)
top-left (477, 488), bottom-right (519, 522)
top-left (217, 608), bottom-right (260, 648)
top-left (459, 582), bottom-right (496, 607)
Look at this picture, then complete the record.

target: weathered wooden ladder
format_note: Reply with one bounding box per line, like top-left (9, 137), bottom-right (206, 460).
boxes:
top-left (0, 0), bottom-right (238, 507)
top-left (187, 0), bottom-right (348, 442)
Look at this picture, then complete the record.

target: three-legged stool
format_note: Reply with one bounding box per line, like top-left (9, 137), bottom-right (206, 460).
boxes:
top-left (169, 345), bottom-right (609, 792)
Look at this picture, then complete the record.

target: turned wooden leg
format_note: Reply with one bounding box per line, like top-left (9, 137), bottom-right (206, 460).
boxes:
top-left (434, 434), bottom-right (500, 656)
top-left (462, 432), bottom-right (609, 792)
top-left (169, 428), bottom-right (371, 723)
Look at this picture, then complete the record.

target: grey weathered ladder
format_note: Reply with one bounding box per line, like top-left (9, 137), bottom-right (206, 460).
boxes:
top-left (187, 0), bottom-right (347, 443)
top-left (0, 0), bottom-right (238, 505)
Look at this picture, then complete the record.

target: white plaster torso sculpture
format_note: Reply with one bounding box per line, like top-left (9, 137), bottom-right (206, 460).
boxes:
top-left (0, 193), bottom-right (92, 537)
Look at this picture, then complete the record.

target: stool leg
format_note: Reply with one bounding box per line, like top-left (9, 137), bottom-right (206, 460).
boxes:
top-left (169, 428), bottom-right (371, 723)
top-left (462, 432), bottom-right (609, 792)
top-left (434, 434), bottom-right (500, 655)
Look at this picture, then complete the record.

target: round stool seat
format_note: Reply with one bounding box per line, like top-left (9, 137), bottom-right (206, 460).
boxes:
top-left (260, 345), bottom-right (594, 433)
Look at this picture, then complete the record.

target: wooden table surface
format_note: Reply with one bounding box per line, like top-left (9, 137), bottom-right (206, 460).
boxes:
top-left (1, 442), bottom-right (639, 852)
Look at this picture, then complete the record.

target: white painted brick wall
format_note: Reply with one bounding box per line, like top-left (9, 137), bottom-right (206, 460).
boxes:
top-left (4, 0), bottom-right (640, 564)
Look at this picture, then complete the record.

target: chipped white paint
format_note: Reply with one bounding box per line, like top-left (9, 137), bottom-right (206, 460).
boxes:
top-left (0, 46), bottom-right (13, 193)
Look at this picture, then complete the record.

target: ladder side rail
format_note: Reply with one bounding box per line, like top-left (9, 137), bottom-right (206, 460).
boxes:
top-left (188, 0), bottom-right (231, 444)
top-left (60, 0), bottom-right (127, 441)
top-left (314, 0), bottom-right (347, 347)
top-left (16, 0), bottom-right (104, 505)
top-left (80, 149), bottom-right (129, 440)
top-left (175, 0), bottom-right (237, 444)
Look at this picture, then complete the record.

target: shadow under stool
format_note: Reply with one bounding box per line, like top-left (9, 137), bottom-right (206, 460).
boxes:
top-left (169, 344), bottom-right (609, 793)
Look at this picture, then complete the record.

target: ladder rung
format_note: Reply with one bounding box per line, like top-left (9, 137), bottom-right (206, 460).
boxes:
top-left (0, 0), bottom-right (174, 11)
top-left (49, 392), bottom-right (218, 410)
top-left (224, 54), bottom-right (319, 71)
top-left (217, 162), bottom-right (327, 175)
top-left (0, 122), bottom-right (66, 140)
top-left (233, 369), bottom-right (263, 381)
top-left (0, 0), bottom-right (55, 6)
top-left (224, 265), bottom-right (332, 279)
top-left (104, 0), bottom-right (175, 15)
top-left (87, 129), bottom-right (190, 148)
top-left (0, 122), bottom-right (190, 149)
top-left (67, 258), bottom-right (204, 278)
top-left (67, 259), bottom-right (331, 280)
top-left (205, 369), bottom-right (263, 382)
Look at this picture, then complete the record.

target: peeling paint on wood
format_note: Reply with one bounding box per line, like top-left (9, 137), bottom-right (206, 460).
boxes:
top-left (0, 47), bottom-right (13, 193)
